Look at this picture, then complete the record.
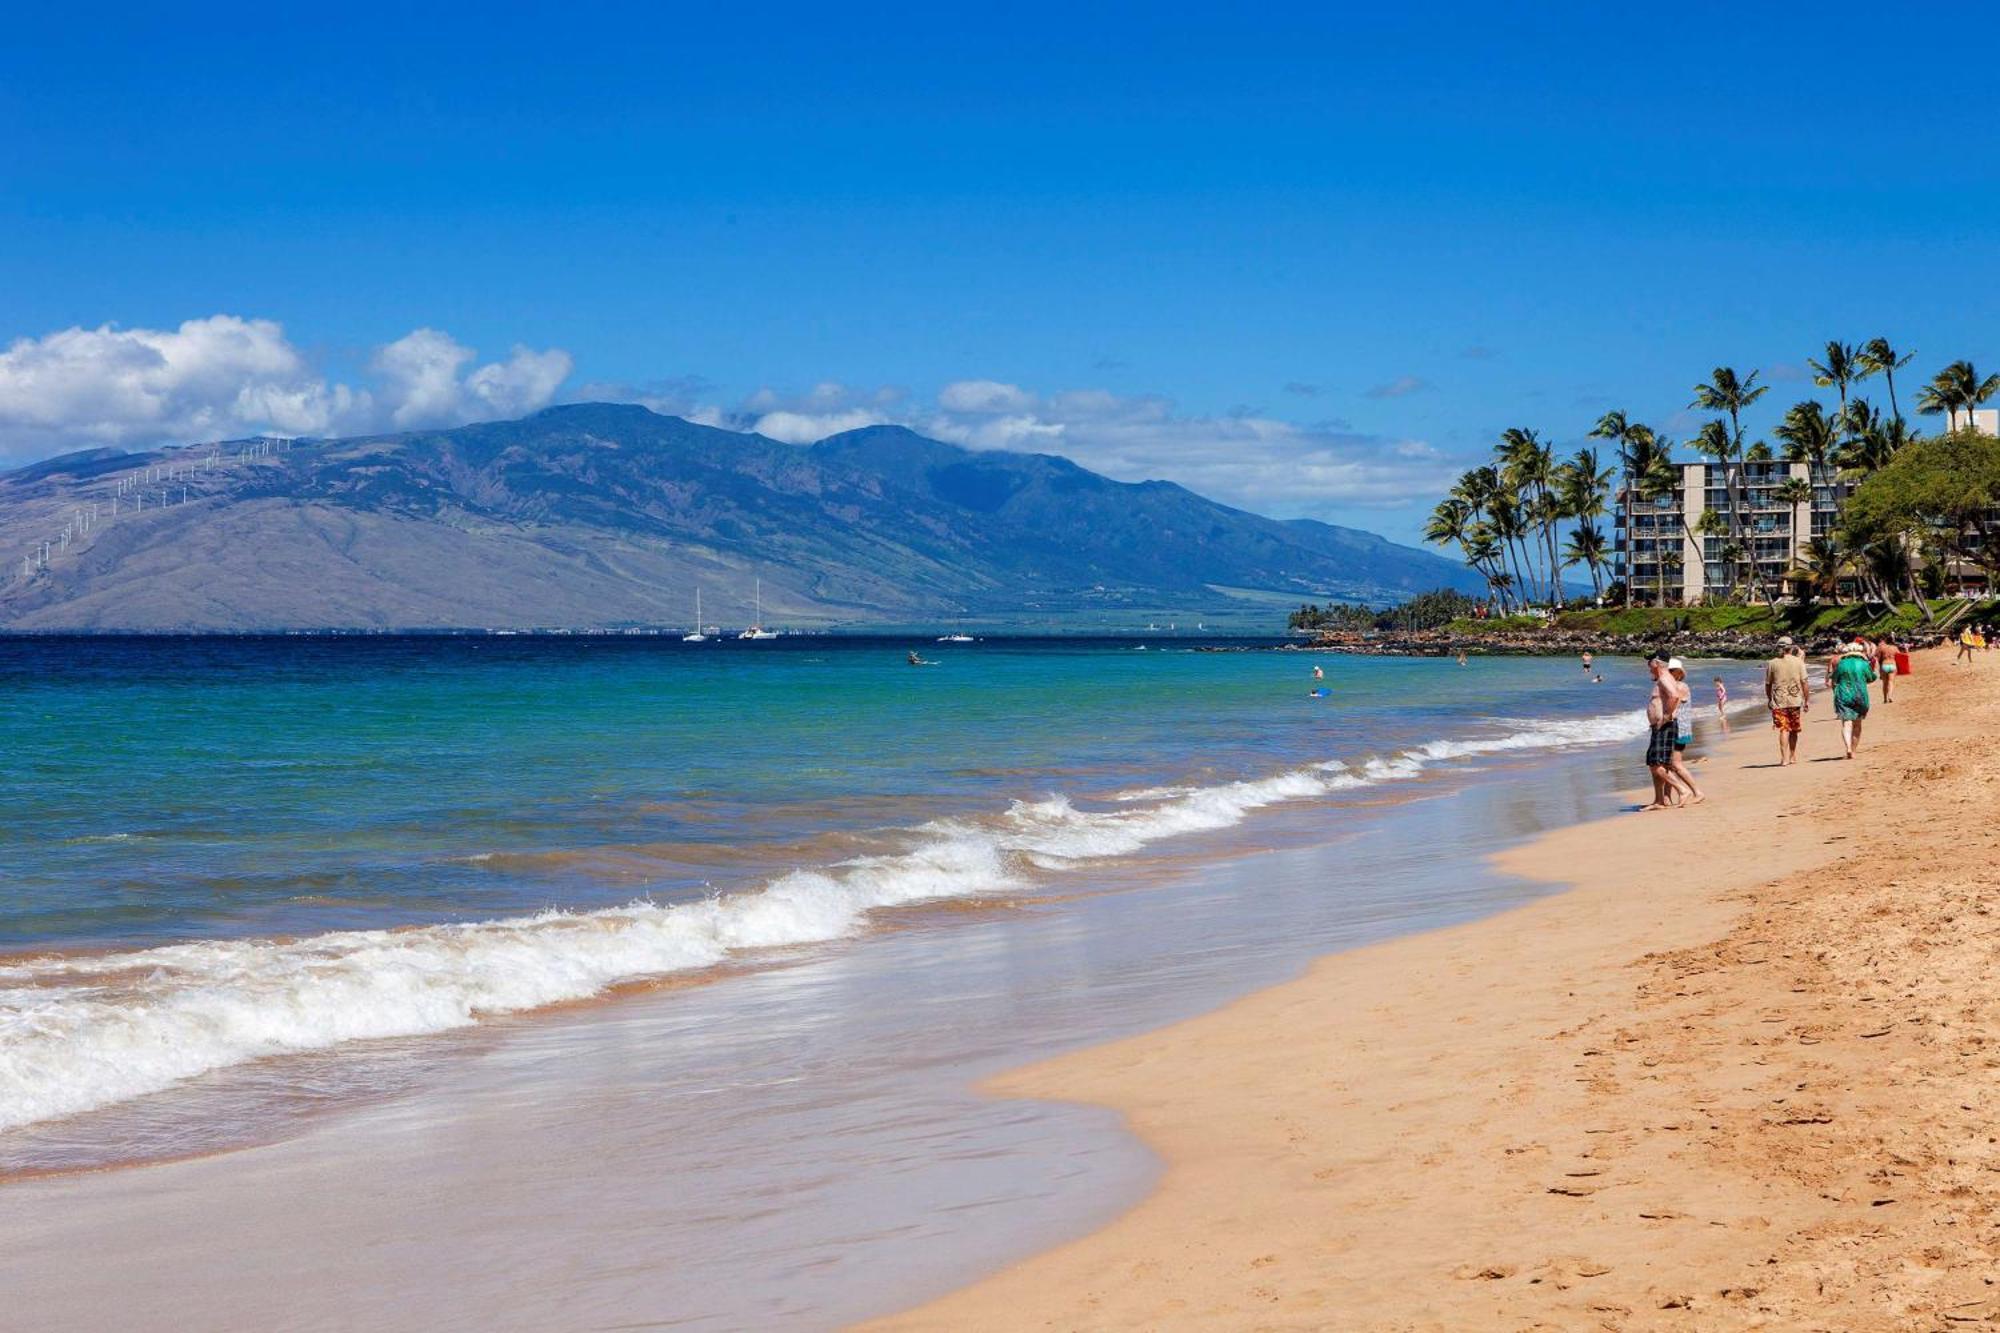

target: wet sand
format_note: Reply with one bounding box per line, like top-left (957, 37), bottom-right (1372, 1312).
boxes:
top-left (876, 649), bottom-right (2000, 1329)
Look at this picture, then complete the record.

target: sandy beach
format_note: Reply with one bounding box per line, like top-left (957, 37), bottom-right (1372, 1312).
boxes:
top-left (875, 648), bottom-right (2000, 1330)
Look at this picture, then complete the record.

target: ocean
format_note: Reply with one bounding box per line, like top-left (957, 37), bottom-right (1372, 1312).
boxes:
top-left (0, 635), bottom-right (1753, 1327)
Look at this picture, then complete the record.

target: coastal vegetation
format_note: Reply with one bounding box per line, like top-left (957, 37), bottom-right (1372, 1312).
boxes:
top-left (1288, 588), bottom-right (1477, 633)
top-left (1424, 340), bottom-right (2000, 621)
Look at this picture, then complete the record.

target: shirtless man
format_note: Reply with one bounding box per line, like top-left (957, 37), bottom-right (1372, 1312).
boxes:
top-left (1641, 655), bottom-right (1693, 811)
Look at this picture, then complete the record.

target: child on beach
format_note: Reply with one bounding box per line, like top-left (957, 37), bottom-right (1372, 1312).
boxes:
top-left (1712, 675), bottom-right (1730, 734)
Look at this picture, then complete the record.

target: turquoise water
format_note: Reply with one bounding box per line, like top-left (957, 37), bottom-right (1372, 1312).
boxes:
top-left (3, 635), bottom-right (1645, 947)
top-left (0, 635), bottom-right (1687, 1150)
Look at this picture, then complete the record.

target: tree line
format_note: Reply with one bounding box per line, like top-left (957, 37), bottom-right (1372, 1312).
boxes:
top-left (1423, 341), bottom-right (2000, 616)
top-left (1289, 589), bottom-right (1479, 633)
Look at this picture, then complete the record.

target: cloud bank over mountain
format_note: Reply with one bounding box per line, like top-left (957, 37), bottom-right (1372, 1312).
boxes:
top-left (0, 315), bottom-right (1456, 522)
top-left (0, 317), bottom-right (574, 457)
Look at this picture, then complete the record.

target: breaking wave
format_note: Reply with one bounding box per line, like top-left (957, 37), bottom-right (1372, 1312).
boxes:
top-left (0, 707), bottom-right (1643, 1134)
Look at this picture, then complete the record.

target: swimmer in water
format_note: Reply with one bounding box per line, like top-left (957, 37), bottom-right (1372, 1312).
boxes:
top-left (1456, 650), bottom-right (1468, 666)
top-left (1581, 651), bottom-right (1594, 673)
top-left (1312, 664), bottom-right (1324, 680)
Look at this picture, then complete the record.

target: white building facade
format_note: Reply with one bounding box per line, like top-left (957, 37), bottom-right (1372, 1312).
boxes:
top-left (1615, 459), bottom-right (1848, 604)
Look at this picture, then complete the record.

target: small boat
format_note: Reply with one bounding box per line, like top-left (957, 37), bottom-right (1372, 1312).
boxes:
top-left (682, 589), bottom-right (708, 642)
top-left (738, 579), bottom-right (779, 640)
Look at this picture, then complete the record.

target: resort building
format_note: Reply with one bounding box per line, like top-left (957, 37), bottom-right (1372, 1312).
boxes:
top-left (1614, 460), bottom-right (1848, 605)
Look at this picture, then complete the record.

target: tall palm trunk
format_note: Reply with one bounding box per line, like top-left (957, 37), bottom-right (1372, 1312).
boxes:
top-left (1541, 491), bottom-right (1561, 606)
top-left (1619, 463), bottom-right (1634, 607)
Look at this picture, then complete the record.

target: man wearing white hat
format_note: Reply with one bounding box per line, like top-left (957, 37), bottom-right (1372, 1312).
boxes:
top-left (1763, 636), bottom-right (1809, 766)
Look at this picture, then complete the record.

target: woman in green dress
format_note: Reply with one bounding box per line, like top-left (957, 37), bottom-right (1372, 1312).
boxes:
top-left (1829, 641), bottom-right (1878, 760)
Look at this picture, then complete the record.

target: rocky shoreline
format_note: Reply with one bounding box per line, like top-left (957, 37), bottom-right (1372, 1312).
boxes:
top-left (1274, 626), bottom-right (1949, 659)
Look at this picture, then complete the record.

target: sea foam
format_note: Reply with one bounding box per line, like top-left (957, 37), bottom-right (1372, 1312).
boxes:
top-left (0, 707), bottom-right (1643, 1134)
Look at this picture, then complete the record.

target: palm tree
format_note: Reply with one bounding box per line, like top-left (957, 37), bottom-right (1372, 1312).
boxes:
top-left (1561, 446), bottom-right (1613, 522)
top-left (1464, 527), bottom-right (1508, 613)
top-left (1589, 410), bottom-right (1642, 607)
top-left (1807, 340), bottom-right (1861, 428)
top-left (1689, 367), bottom-right (1772, 605)
top-left (1774, 400), bottom-right (1838, 479)
top-left (1425, 496), bottom-right (1500, 608)
top-left (1690, 365), bottom-right (1769, 447)
top-left (1856, 338), bottom-right (1914, 425)
top-left (1787, 534), bottom-right (1850, 605)
top-left (1634, 454), bottom-right (1685, 605)
top-left (1497, 427), bottom-right (1558, 605)
top-left (1687, 419), bottom-right (1740, 601)
top-left (1836, 404), bottom-right (1915, 476)
top-left (1772, 475), bottom-right (1815, 594)
top-left (1917, 360), bottom-right (2000, 431)
top-left (1562, 523), bottom-right (1610, 601)
top-left (1488, 491), bottom-right (1535, 610)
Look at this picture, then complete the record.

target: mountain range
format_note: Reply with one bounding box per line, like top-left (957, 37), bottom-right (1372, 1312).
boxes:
top-left (0, 404), bottom-right (1478, 631)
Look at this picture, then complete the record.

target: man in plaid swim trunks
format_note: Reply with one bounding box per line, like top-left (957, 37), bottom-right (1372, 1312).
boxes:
top-left (1641, 654), bottom-right (1694, 809)
top-left (1763, 636), bottom-right (1810, 766)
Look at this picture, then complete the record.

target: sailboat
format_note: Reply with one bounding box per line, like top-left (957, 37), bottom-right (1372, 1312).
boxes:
top-left (738, 578), bottom-right (779, 640)
top-left (682, 588), bottom-right (708, 642)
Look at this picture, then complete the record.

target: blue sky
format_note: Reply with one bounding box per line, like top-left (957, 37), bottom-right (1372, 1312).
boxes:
top-left (3, 2), bottom-right (1995, 544)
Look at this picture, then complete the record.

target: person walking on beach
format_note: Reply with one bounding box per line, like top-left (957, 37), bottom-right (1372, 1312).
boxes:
top-left (1763, 637), bottom-right (1809, 766)
top-left (1830, 640), bottom-right (1878, 759)
top-left (1875, 635), bottom-right (1899, 703)
top-left (1641, 655), bottom-right (1693, 810)
top-left (1712, 675), bottom-right (1730, 733)
top-left (1956, 626), bottom-right (1979, 664)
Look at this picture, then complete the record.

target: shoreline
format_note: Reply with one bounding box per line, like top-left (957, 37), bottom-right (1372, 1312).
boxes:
top-left (0, 669), bottom-right (1688, 1331)
top-left (871, 648), bottom-right (1993, 1328)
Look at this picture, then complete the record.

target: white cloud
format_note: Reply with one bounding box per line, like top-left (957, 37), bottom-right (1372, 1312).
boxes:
top-left (0, 316), bottom-right (361, 455)
top-left (699, 378), bottom-right (1459, 514)
top-left (372, 331), bottom-right (574, 429)
top-left (0, 315), bottom-right (572, 461)
top-left (371, 329), bottom-right (476, 429)
top-left (752, 408), bottom-right (887, 443)
top-left (0, 315), bottom-right (1453, 519)
top-left (937, 379), bottom-right (1037, 413)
